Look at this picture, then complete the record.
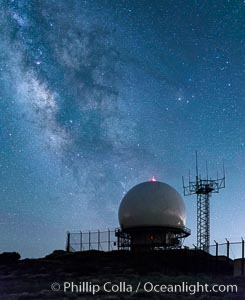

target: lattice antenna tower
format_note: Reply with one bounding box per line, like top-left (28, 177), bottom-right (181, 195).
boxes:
top-left (182, 151), bottom-right (225, 252)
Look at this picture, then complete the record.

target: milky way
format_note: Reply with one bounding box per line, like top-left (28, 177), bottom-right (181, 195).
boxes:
top-left (0, 0), bottom-right (244, 257)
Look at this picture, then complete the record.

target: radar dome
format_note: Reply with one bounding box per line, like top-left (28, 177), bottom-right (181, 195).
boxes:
top-left (119, 181), bottom-right (186, 230)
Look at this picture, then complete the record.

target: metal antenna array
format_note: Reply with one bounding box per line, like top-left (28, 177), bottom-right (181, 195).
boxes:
top-left (182, 152), bottom-right (225, 253)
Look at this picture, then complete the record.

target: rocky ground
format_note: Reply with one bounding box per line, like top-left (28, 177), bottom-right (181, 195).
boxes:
top-left (0, 250), bottom-right (244, 299)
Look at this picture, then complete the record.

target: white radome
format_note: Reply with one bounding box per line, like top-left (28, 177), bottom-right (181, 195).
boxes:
top-left (118, 181), bottom-right (186, 230)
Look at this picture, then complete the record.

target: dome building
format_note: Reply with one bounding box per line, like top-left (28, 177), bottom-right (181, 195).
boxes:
top-left (116, 178), bottom-right (191, 251)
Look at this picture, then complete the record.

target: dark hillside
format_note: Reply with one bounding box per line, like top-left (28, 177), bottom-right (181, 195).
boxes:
top-left (0, 250), bottom-right (244, 299)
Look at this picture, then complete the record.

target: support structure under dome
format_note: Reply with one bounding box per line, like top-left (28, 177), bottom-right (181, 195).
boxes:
top-left (116, 226), bottom-right (191, 251)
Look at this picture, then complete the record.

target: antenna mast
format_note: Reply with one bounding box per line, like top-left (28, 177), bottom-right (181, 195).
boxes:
top-left (182, 152), bottom-right (225, 252)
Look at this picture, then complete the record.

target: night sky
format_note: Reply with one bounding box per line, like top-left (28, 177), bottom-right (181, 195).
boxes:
top-left (0, 0), bottom-right (244, 258)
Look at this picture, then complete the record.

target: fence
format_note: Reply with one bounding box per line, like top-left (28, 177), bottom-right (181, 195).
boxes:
top-left (66, 229), bottom-right (118, 252)
top-left (208, 239), bottom-right (245, 260)
top-left (66, 230), bottom-right (245, 260)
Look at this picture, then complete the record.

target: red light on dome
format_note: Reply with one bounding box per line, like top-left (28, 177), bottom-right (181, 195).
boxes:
top-left (149, 176), bottom-right (157, 182)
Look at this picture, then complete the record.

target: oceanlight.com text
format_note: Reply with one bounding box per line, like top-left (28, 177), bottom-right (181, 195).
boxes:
top-left (51, 281), bottom-right (238, 295)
